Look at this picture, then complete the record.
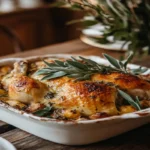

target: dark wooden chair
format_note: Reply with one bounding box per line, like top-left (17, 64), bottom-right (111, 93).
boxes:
top-left (0, 24), bottom-right (24, 53)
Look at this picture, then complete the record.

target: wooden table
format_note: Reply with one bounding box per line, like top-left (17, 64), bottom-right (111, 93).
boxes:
top-left (0, 39), bottom-right (150, 150)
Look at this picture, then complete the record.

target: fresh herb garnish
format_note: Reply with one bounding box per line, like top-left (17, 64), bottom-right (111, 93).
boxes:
top-left (35, 53), bottom-right (148, 81)
top-left (33, 106), bottom-right (53, 117)
top-left (118, 89), bottom-right (141, 110)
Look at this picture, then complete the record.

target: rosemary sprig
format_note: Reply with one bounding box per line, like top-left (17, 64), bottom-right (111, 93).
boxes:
top-left (118, 89), bottom-right (141, 110)
top-left (35, 53), bottom-right (148, 81)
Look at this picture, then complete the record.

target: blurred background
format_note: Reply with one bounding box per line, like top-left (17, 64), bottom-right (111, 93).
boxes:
top-left (0, 0), bottom-right (84, 56)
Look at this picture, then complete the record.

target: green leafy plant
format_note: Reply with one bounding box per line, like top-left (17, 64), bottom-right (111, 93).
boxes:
top-left (55, 0), bottom-right (150, 56)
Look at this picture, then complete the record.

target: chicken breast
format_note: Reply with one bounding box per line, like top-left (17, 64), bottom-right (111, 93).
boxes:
top-left (92, 73), bottom-right (150, 100)
top-left (45, 79), bottom-right (118, 119)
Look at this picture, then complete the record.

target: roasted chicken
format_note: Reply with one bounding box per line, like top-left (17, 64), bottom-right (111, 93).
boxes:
top-left (0, 57), bottom-right (150, 120)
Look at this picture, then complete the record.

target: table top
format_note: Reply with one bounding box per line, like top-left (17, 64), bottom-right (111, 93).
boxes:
top-left (0, 39), bottom-right (150, 150)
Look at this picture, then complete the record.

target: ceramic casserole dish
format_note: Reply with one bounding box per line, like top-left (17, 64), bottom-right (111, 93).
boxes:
top-left (0, 54), bottom-right (150, 145)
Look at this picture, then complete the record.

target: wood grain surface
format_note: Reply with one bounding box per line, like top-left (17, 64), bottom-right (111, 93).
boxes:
top-left (0, 39), bottom-right (150, 150)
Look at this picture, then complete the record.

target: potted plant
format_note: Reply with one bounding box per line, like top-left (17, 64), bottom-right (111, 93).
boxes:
top-left (55, 0), bottom-right (150, 57)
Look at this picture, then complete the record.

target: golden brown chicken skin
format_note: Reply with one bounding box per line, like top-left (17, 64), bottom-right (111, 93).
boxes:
top-left (0, 59), bottom-right (150, 120)
top-left (44, 79), bottom-right (118, 119)
top-left (0, 66), bottom-right (12, 81)
top-left (8, 76), bottom-right (48, 104)
top-left (92, 73), bottom-right (150, 100)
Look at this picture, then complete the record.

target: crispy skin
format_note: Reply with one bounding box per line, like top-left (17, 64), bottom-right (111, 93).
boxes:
top-left (92, 73), bottom-right (150, 99)
top-left (0, 66), bottom-right (12, 80)
top-left (8, 76), bottom-right (48, 104)
top-left (1, 59), bottom-right (150, 120)
top-left (47, 80), bottom-right (118, 118)
top-left (92, 72), bottom-right (150, 90)
top-left (31, 72), bottom-right (118, 118)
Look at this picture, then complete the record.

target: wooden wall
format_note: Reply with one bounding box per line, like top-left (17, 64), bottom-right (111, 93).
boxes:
top-left (0, 7), bottom-right (83, 56)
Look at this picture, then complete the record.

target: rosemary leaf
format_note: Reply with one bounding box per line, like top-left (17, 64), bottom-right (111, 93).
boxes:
top-left (67, 73), bottom-right (84, 78)
top-left (103, 53), bottom-right (120, 69)
top-left (54, 60), bottom-right (66, 67)
top-left (33, 106), bottom-right (52, 117)
top-left (79, 56), bottom-right (98, 66)
top-left (118, 89), bottom-right (141, 110)
top-left (43, 60), bottom-right (58, 67)
top-left (131, 67), bottom-right (148, 75)
top-left (66, 59), bottom-right (88, 70)
top-left (135, 96), bottom-right (141, 108)
top-left (41, 71), bottom-right (67, 80)
top-left (118, 61), bottom-right (124, 68)
top-left (35, 69), bottom-right (54, 75)
top-left (123, 52), bottom-right (134, 69)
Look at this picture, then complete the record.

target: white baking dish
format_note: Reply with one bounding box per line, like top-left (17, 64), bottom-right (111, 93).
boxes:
top-left (0, 54), bottom-right (150, 145)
